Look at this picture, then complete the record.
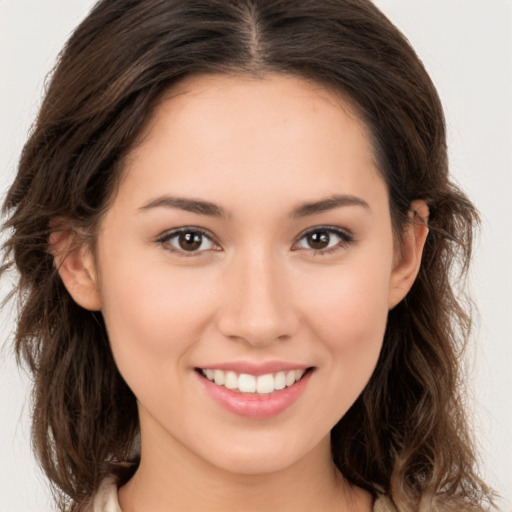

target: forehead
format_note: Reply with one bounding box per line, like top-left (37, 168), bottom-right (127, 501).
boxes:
top-left (117, 72), bottom-right (385, 213)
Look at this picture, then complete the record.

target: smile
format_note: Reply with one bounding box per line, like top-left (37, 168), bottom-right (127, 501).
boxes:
top-left (199, 368), bottom-right (307, 395)
top-left (196, 366), bottom-right (314, 419)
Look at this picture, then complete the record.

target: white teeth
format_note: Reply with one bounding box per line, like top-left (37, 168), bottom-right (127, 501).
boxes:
top-left (224, 371), bottom-right (238, 390)
top-left (200, 367), bottom-right (308, 394)
top-left (285, 370), bottom-right (296, 387)
top-left (238, 373), bottom-right (256, 393)
top-left (256, 373), bottom-right (275, 394)
top-left (274, 371), bottom-right (286, 390)
top-left (213, 369), bottom-right (225, 386)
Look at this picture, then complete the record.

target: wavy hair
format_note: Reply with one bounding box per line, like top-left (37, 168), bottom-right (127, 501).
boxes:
top-left (1, 0), bottom-right (495, 510)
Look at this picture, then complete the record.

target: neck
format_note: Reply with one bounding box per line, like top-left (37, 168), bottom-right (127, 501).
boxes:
top-left (118, 412), bottom-right (372, 512)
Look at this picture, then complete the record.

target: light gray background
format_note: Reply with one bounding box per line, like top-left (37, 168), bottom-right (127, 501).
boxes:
top-left (1, 1), bottom-right (511, 511)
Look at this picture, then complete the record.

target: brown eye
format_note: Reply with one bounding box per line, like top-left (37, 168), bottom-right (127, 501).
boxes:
top-left (306, 231), bottom-right (331, 250)
top-left (158, 228), bottom-right (218, 256)
top-left (178, 231), bottom-right (203, 251)
top-left (294, 227), bottom-right (353, 255)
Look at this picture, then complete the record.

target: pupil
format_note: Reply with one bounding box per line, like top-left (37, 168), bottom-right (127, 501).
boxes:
top-left (308, 231), bottom-right (330, 249)
top-left (179, 232), bottom-right (202, 251)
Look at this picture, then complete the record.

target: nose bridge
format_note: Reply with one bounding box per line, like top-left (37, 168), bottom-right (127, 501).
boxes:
top-left (217, 245), bottom-right (298, 345)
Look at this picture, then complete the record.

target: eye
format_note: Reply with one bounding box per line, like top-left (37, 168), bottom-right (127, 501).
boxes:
top-left (157, 228), bottom-right (219, 256)
top-left (294, 227), bottom-right (353, 256)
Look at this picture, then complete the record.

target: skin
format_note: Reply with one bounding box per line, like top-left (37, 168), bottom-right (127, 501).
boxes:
top-left (54, 73), bottom-right (428, 511)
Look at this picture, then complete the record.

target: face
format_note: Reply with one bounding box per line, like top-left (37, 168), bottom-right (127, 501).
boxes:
top-left (89, 73), bottom-right (402, 475)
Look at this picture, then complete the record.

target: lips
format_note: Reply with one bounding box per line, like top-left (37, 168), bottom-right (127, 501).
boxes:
top-left (195, 362), bottom-right (314, 418)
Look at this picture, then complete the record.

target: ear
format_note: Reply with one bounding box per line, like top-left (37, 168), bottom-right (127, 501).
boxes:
top-left (49, 221), bottom-right (102, 311)
top-left (388, 200), bottom-right (429, 309)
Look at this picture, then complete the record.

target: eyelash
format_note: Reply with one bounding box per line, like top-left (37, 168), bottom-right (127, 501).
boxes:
top-left (156, 226), bottom-right (354, 258)
top-left (156, 227), bottom-right (219, 258)
top-left (294, 226), bottom-right (354, 256)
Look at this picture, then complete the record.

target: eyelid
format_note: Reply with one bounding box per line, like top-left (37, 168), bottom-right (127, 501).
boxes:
top-left (156, 226), bottom-right (220, 257)
top-left (292, 225), bottom-right (354, 256)
top-left (156, 225), bottom-right (354, 257)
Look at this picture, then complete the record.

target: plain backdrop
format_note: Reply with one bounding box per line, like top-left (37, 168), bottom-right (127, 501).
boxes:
top-left (1, 1), bottom-right (511, 511)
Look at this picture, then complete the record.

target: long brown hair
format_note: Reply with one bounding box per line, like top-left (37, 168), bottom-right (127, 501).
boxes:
top-left (1, 0), bottom-right (495, 510)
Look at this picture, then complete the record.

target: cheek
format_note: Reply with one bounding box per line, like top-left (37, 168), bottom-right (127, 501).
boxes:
top-left (97, 253), bottom-right (218, 388)
top-left (301, 254), bottom-right (391, 338)
top-left (298, 256), bottom-right (392, 396)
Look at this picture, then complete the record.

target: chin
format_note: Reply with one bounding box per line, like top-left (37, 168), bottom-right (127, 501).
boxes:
top-left (212, 451), bottom-right (303, 476)
top-left (195, 432), bottom-right (326, 476)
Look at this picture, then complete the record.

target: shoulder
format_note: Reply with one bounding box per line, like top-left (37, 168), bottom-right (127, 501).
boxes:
top-left (85, 476), bottom-right (397, 512)
top-left (84, 475), bottom-right (122, 512)
top-left (373, 495), bottom-right (398, 512)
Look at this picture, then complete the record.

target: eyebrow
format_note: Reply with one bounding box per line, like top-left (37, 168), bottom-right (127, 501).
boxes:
top-left (138, 193), bottom-right (370, 218)
top-left (139, 196), bottom-right (226, 217)
top-left (291, 194), bottom-right (369, 218)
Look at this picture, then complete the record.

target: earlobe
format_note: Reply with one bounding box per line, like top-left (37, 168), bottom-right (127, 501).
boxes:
top-left (388, 200), bottom-right (429, 309)
top-left (49, 223), bottom-right (102, 311)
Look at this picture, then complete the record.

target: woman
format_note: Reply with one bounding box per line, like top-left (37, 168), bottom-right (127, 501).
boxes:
top-left (0, 0), bottom-right (496, 511)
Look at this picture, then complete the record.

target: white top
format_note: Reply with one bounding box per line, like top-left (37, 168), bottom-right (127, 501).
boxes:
top-left (85, 475), bottom-right (398, 512)
top-left (87, 476), bottom-right (122, 512)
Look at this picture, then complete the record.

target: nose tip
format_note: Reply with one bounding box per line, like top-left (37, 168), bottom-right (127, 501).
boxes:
top-left (218, 318), bottom-right (291, 347)
top-left (217, 309), bottom-right (298, 348)
top-left (216, 256), bottom-right (299, 347)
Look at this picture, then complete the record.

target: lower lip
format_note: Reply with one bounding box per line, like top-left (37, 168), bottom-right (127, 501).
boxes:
top-left (196, 369), bottom-right (313, 419)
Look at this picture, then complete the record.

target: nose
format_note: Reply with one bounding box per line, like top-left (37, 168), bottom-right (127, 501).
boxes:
top-left (216, 249), bottom-right (299, 347)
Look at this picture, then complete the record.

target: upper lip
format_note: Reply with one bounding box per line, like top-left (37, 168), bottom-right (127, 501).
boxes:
top-left (195, 361), bottom-right (312, 376)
